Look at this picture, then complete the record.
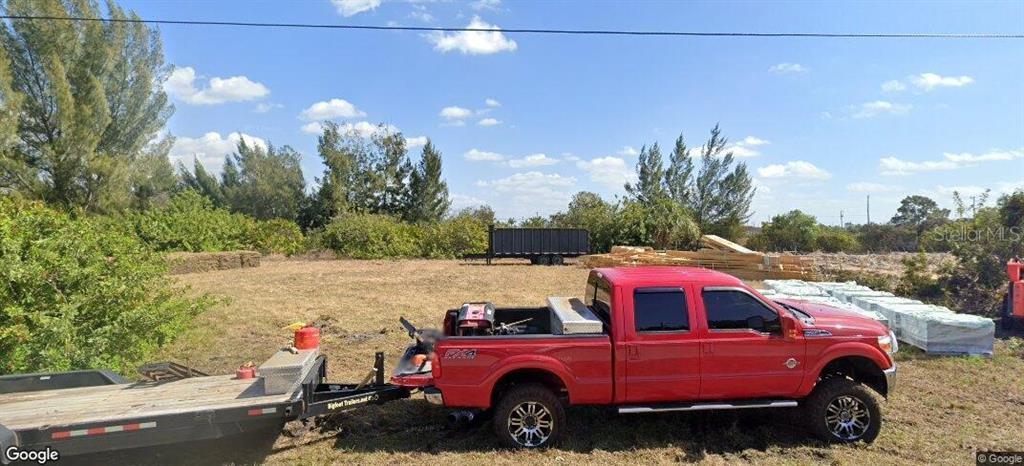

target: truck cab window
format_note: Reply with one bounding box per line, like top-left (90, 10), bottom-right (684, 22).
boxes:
top-left (702, 289), bottom-right (780, 334)
top-left (634, 289), bottom-right (688, 332)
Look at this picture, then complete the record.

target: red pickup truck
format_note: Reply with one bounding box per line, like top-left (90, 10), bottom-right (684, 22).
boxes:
top-left (393, 266), bottom-right (897, 449)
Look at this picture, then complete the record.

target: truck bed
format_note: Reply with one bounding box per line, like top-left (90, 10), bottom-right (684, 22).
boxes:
top-left (0, 373), bottom-right (295, 431)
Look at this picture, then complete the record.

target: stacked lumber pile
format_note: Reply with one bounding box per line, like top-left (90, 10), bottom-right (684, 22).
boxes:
top-left (577, 235), bottom-right (817, 280)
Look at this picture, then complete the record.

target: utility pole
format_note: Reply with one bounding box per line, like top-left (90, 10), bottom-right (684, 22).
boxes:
top-left (866, 195), bottom-right (871, 225)
top-left (840, 210), bottom-right (844, 228)
top-left (970, 196), bottom-right (977, 217)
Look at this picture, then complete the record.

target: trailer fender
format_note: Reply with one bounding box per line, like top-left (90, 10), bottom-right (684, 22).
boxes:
top-left (0, 423), bottom-right (17, 465)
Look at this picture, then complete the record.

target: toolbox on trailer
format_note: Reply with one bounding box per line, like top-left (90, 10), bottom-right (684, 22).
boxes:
top-left (0, 335), bottom-right (409, 461)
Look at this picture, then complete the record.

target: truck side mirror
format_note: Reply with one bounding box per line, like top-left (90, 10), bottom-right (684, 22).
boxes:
top-left (781, 314), bottom-right (799, 341)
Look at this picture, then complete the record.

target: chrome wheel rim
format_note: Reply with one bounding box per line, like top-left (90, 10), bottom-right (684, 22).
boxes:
top-left (507, 401), bottom-right (553, 447)
top-left (825, 395), bottom-right (871, 440)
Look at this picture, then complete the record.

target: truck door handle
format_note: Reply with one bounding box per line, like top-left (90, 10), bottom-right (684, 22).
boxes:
top-left (627, 345), bottom-right (640, 360)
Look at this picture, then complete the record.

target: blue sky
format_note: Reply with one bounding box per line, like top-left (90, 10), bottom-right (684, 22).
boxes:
top-left (129, 0), bottom-right (1023, 223)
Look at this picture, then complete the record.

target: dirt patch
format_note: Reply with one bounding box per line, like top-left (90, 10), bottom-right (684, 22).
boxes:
top-left (161, 259), bottom-right (1022, 465)
top-left (166, 251), bottom-right (261, 274)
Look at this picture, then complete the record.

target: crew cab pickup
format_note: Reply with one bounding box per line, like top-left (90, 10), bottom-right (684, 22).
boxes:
top-left (393, 266), bottom-right (897, 448)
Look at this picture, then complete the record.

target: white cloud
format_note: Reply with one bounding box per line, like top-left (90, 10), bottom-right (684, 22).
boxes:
top-left (440, 106), bottom-right (472, 120)
top-left (477, 117), bottom-right (501, 127)
top-left (507, 153), bottom-right (557, 168)
top-left (846, 181), bottom-right (905, 193)
top-left (464, 148), bottom-right (504, 162)
top-left (471, 0), bottom-right (502, 11)
top-left (757, 161), bottom-right (831, 181)
top-left (879, 156), bottom-right (959, 175)
top-left (302, 121), bottom-right (399, 138)
top-left (405, 136), bottom-right (428, 149)
top-left (576, 156), bottom-right (637, 191)
top-left (300, 122), bottom-right (324, 135)
top-left (409, 10), bottom-right (434, 23)
top-left (877, 148), bottom-right (1024, 175)
top-left (768, 63), bottom-right (807, 74)
top-left (450, 193), bottom-right (487, 211)
top-left (164, 67), bottom-right (269, 105)
top-left (880, 73), bottom-right (974, 93)
top-left (476, 171), bottom-right (576, 217)
top-left (726, 135), bottom-right (770, 158)
top-left (254, 102), bottom-right (282, 113)
top-left (169, 132), bottom-right (267, 174)
top-left (851, 100), bottom-right (912, 119)
top-left (618, 146), bottom-right (639, 157)
top-left (485, 98), bottom-right (501, 107)
top-left (943, 148), bottom-right (1024, 163)
top-left (300, 98), bottom-right (366, 121)
top-left (426, 16), bottom-right (518, 55)
top-left (910, 73), bottom-right (974, 91)
top-left (881, 80), bottom-right (907, 92)
top-left (331, 0), bottom-right (380, 17)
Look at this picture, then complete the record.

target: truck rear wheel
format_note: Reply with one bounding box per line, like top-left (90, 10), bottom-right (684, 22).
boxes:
top-left (493, 383), bottom-right (565, 449)
top-left (805, 377), bottom-right (881, 443)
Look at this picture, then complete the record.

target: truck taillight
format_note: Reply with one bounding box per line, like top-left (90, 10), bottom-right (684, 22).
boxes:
top-left (431, 352), bottom-right (441, 378)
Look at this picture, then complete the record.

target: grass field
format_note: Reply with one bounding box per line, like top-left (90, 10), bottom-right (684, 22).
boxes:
top-left (155, 259), bottom-right (1024, 466)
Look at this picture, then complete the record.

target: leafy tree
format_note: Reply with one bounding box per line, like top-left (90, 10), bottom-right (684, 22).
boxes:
top-left (663, 133), bottom-right (693, 206)
top-left (0, 0), bottom-right (173, 212)
top-left (221, 139), bottom-right (305, 220)
top-left (128, 137), bottom-right (178, 211)
top-left (755, 210), bottom-right (820, 252)
top-left (179, 158), bottom-right (226, 207)
top-left (452, 205), bottom-right (497, 225)
top-left (814, 226), bottom-right (861, 253)
top-left (614, 198), bottom-right (699, 250)
top-left (890, 195), bottom-right (950, 236)
top-left (853, 222), bottom-right (919, 252)
top-left (374, 130), bottom-right (411, 215)
top-left (549, 191), bottom-right (616, 253)
top-left (690, 125), bottom-right (754, 238)
top-left (403, 140), bottom-right (450, 223)
top-left (519, 215), bottom-right (550, 228)
top-left (0, 43), bottom-right (22, 157)
top-left (625, 143), bottom-right (666, 204)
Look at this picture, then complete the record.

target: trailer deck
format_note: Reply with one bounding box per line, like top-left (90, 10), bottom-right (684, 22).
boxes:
top-left (0, 373), bottom-right (296, 431)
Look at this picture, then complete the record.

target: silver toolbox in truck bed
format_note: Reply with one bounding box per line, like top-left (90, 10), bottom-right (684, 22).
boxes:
top-left (547, 297), bottom-right (603, 334)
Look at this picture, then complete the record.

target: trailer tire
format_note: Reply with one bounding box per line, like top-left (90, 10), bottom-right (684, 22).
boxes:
top-left (804, 377), bottom-right (881, 444)
top-left (551, 255), bottom-right (564, 266)
top-left (493, 383), bottom-right (565, 449)
top-left (535, 255), bottom-right (552, 266)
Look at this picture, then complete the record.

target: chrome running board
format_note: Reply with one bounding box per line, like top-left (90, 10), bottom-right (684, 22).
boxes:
top-left (618, 400), bottom-right (798, 414)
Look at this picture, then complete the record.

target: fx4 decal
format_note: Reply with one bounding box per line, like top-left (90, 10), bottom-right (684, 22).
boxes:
top-left (443, 349), bottom-right (478, 360)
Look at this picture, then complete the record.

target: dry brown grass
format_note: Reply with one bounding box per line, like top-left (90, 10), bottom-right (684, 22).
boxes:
top-left (157, 259), bottom-right (1024, 466)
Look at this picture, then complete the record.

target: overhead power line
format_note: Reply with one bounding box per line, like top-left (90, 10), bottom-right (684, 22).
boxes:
top-left (2, 15), bottom-right (1022, 39)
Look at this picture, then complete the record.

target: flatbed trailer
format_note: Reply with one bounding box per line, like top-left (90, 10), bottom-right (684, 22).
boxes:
top-left (0, 353), bottom-right (408, 462)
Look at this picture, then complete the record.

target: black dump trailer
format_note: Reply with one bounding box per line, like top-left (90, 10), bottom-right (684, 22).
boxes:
top-left (479, 225), bottom-right (589, 265)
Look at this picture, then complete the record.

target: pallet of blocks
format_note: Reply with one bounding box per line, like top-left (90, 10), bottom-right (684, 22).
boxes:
top-left (577, 235), bottom-right (817, 281)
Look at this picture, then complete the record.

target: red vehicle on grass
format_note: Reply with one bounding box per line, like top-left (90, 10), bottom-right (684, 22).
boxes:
top-left (394, 266), bottom-right (897, 448)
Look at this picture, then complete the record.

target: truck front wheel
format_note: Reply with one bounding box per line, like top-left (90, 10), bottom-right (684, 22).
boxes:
top-left (805, 377), bottom-right (882, 443)
top-left (493, 383), bottom-right (565, 449)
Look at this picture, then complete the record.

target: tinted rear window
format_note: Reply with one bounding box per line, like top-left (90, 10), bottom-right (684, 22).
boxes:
top-left (634, 289), bottom-right (689, 332)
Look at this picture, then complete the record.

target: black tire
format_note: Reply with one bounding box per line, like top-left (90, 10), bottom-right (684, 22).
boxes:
top-left (804, 377), bottom-right (882, 444)
top-left (534, 255), bottom-right (552, 266)
top-left (492, 383), bottom-right (565, 449)
top-left (550, 255), bottom-right (564, 266)
top-left (1001, 293), bottom-right (1015, 330)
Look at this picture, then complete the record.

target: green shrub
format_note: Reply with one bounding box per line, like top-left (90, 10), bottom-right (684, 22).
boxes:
top-left (419, 217), bottom-right (489, 258)
top-left (815, 227), bottom-right (861, 253)
top-left (130, 190), bottom-right (305, 254)
top-left (0, 198), bottom-right (208, 374)
top-left (250, 218), bottom-right (305, 255)
top-left (322, 213), bottom-right (420, 259)
top-left (896, 251), bottom-right (943, 302)
top-left (132, 190), bottom-right (254, 252)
